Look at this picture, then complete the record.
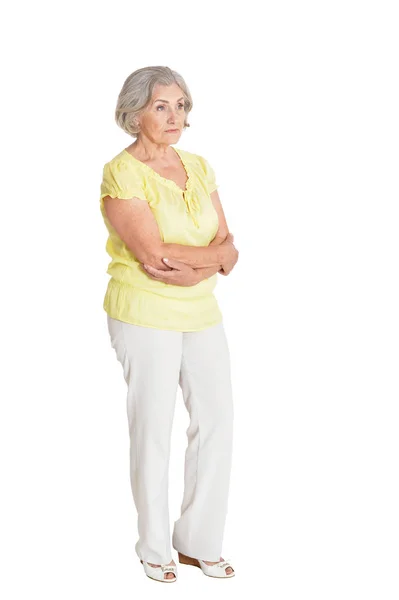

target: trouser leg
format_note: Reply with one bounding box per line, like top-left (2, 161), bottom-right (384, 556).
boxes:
top-left (107, 315), bottom-right (182, 565)
top-left (172, 321), bottom-right (234, 561)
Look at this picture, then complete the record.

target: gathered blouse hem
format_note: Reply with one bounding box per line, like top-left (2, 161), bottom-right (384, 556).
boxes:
top-left (104, 308), bottom-right (223, 332)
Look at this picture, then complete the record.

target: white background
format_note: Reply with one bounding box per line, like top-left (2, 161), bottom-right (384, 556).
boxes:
top-left (1, 1), bottom-right (398, 598)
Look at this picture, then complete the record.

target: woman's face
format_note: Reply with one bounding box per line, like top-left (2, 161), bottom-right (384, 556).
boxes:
top-left (137, 83), bottom-right (186, 144)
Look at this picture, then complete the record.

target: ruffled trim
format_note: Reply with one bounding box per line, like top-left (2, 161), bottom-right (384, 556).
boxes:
top-left (100, 158), bottom-right (147, 203)
top-left (194, 153), bottom-right (218, 195)
top-left (121, 147), bottom-right (201, 228)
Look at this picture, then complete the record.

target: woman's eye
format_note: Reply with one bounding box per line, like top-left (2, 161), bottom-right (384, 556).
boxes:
top-left (156, 103), bottom-right (185, 111)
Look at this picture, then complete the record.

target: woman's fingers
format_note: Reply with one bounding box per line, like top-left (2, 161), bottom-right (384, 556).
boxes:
top-left (143, 264), bottom-right (173, 278)
top-left (142, 262), bottom-right (197, 286)
top-left (161, 257), bottom-right (185, 269)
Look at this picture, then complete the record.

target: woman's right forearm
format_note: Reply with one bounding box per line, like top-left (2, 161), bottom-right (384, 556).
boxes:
top-left (159, 241), bottom-right (228, 268)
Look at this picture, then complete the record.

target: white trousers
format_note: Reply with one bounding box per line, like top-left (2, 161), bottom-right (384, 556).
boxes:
top-left (107, 315), bottom-right (234, 564)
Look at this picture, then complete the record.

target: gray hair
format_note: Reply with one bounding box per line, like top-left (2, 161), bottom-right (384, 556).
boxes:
top-left (115, 66), bottom-right (193, 138)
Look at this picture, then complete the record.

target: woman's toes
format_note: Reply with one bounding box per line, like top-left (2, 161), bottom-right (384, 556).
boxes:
top-left (203, 556), bottom-right (234, 574)
top-left (164, 560), bottom-right (176, 579)
top-left (147, 559), bottom-right (176, 579)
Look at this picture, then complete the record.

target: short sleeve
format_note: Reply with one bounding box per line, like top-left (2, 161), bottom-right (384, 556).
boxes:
top-left (100, 158), bottom-right (147, 202)
top-left (196, 155), bottom-right (218, 194)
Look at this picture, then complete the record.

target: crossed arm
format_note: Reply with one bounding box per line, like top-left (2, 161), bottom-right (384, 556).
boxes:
top-left (142, 232), bottom-right (235, 285)
top-left (167, 233), bottom-right (228, 277)
top-left (103, 189), bottom-right (238, 286)
top-left (143, 189), bottom-right (238, 285)
top-left (195, 235), bottom-right (227, 280)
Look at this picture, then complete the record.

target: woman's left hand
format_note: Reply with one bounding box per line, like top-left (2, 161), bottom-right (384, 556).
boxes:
top-left (141, 258), bottom-right (200, 286)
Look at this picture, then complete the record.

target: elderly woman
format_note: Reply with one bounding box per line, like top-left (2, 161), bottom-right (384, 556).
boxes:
top-left (99, 66), bottom-right (239, 583)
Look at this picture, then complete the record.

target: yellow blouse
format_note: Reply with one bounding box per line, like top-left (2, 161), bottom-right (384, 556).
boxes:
top-left (99, 146), bottom-right (223, 331)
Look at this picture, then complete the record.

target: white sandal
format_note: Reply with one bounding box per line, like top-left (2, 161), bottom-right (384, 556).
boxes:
top-left (140, 559), bottom-right (177, 583)
top-left (178, 552), bottom-right (235, 578)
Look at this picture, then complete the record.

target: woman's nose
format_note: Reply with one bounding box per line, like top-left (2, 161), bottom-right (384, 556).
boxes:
top-left (166, 107), bottom-right (178, 120)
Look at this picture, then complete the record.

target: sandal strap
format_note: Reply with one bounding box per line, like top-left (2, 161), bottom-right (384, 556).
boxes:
top-left (217, 561), bottom-right (232, 568)
top-left (216, 558), bottom-right (232, 568)
top-left (160, 565), bottom-right (176, 573)
top-left (200, 558), bottom-right (233, 568)
top-left (142, 562), bottom-right (176, 572)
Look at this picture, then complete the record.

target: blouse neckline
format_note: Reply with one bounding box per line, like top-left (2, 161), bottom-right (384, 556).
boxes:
top-left (122, 146), bottom-right (192, 196)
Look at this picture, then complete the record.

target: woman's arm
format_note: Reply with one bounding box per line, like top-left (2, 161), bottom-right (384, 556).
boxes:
top-left (142, 234), bottom-right (230, 285)
top-left (138, 186), bottom-right (238, 284)
top-left (171, 232), bottom-right (236, 284)
top-left (142, 233), bottom-right (238, 285)
top-left (159, 239), bottom-right (229, 268)
top-left (194, 264), bottom-right (223, 282)
top-left (192, 234), bottom-right (227, 282)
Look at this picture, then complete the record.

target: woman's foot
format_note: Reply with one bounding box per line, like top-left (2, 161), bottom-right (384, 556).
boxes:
top-left (203, 556), bottom-right (234, 576)
top-left (146, 559), bottom-right (176, 580)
